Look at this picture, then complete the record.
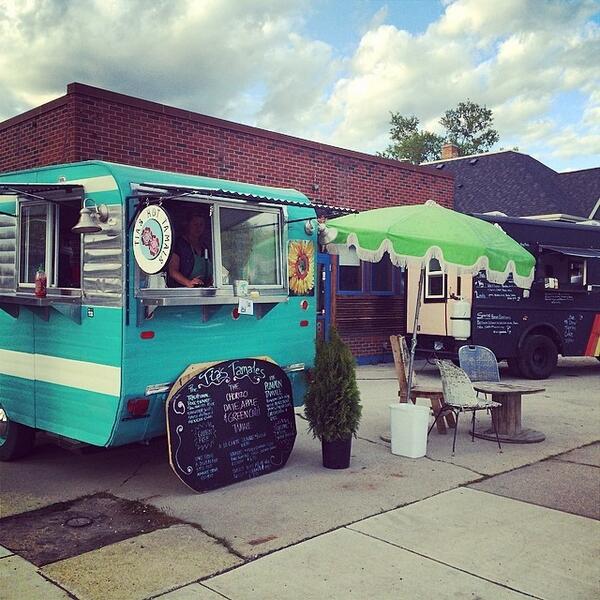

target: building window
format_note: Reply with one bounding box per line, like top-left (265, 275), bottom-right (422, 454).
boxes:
top-left (371, 259), bottom-right (393, 293)
top-left (18, 201), bottom-right (81, 288)
top-left (338, 264), bottom-right (363, 292)
top-left (336, 246), bottom-right (363, 293)
top-left (425, 258), bottom-right (445, 299)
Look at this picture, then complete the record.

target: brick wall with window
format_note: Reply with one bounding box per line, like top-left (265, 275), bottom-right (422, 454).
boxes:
top-left (0, 82), bottom-right (454, 361)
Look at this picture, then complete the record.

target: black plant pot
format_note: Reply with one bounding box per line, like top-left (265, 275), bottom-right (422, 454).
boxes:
top-left (322, 436), bottom-right (352, 469)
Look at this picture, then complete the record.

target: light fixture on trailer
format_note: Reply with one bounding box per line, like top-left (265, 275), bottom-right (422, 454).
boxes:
top-left (72, 199), bottom-right (110, 234)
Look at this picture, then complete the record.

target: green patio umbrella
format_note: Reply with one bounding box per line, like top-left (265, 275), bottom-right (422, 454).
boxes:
top-left (326, 200), bottom-right (536, 393)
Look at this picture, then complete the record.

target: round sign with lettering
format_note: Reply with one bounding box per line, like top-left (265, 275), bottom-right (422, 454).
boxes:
top-left (132, 205), bottom-right (172, 274)
top-left (166, 358), bottom-right (296, 492)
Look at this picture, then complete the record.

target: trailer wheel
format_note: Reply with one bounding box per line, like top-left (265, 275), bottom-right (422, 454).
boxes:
top-left (0, 406), bottom-right (35, 461)
top-left (517, 335), bottom-right (558, 379)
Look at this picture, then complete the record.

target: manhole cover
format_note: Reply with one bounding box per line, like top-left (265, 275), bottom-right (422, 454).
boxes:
top-left (65, 516), bottom-right (93, 528)
top-left (0, 493), bottom-right (181, 566)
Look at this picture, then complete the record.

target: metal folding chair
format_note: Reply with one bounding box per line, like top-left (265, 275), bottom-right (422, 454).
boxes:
top-left (458, 345), bottom-right (500, 382)
top-left (429, 360), bottom-right (502, 455)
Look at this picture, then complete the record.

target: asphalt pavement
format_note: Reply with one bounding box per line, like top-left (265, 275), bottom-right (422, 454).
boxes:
top-left (1, 357), bottom-right (599, 600)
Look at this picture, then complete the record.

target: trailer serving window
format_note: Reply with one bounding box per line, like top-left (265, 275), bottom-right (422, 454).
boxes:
top-left (537, 245), bottom-right (600, 290)
top-left (141, 197), bottom-right (285, 293)
top-left (219, 205), bottom-right (281, 287)
top-left (19, 203), bottom-right (48, 284)
top-left (18, 200), bottom-right (81, 289)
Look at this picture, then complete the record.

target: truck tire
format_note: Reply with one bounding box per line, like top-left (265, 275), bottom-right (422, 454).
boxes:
top-left (517, 335), bottom-right (558, 379)
top-left (0, 406), bottom-right (35, 461)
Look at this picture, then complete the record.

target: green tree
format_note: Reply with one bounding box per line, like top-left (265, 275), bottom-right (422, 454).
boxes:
top-left (304, 327), bottom-right (362, 442)
top-left (381, 99), bottom-right (500, 163)
top-left (440, 99), bottom-right (499, 156)
top-left (379, 114), bottom-right (443, 164)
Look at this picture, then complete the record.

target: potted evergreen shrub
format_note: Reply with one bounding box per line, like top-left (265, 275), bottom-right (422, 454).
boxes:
top-left (304, 327), bottom-right (362, 469)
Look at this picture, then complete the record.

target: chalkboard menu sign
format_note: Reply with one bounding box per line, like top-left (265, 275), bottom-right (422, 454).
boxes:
top-left (473, 272), bottom-right (522, 302)
top-left (166, 358), bottom-right (296, 492)
top-left (475, 311), bottom-right (520, 335)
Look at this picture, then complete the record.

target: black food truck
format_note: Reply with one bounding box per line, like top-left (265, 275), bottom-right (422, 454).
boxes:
top-left (407, 215), bottom-right (600, 378)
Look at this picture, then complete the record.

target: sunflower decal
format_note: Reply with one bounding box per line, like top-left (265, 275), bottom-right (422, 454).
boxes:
top-left (288, 240), bottom-right (315, 296)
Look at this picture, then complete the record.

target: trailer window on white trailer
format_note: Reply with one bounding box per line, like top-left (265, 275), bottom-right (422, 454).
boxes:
top-left (426, 258), bottom-right (445, 299)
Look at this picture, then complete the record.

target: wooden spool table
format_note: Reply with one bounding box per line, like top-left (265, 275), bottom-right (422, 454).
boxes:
top-left (472, 382), bottom-right (546, 443)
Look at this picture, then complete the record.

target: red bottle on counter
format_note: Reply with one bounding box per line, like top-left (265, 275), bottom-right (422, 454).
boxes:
top-left (34, 268), bottom-right (47, 298)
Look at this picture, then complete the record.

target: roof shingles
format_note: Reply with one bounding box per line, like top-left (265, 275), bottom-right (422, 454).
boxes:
top-left (429, 151), bottom-right (599, 218)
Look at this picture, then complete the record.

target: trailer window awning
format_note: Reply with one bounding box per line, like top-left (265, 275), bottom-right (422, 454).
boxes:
top-left (0, 183), bottom-right (84, 203)
top-left (540, 244), bottom-right (600, 259)
top-left (132, 182), bottom-right (356, 217)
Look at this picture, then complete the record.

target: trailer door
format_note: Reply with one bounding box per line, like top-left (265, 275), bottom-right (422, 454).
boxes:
top-left (317, 252), bottom-right (332, 340)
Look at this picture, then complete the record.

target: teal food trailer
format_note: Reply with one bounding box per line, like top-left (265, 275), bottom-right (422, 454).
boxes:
top-left (0, 161), bottom-right (319, 460)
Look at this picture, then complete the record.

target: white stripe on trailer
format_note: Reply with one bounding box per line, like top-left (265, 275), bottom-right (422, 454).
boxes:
top-left (0, 349), bottom-right (34, 379)
top-left (0, 349), bottom-right (121, 396)
top-left (62, 175), bottom-right (119, 193)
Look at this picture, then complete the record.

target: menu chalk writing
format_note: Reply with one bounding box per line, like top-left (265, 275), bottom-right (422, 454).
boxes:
top-left (475, 312), bottom-right (520, 335)
top-left (563, 313), bottom-right (583, 345)
top-left (545, 292), bottom-right (575, 305)
top-left (167, 358), bottom-right (296, 492)
top-left (474, 272), bottom-right (521, 302)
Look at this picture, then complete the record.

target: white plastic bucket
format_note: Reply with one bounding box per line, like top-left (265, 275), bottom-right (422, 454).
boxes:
top-left (389, 403), bottom-right (430, 458)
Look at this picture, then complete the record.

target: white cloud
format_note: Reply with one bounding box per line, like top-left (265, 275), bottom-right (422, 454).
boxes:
top-left (325, 0), bottom-right (600, 163)
top-left (0, 0), bottom-right (325, 128)
top-left (493, 96), bottom-right (554, 137)
top-left (0, 0), bottom-right (598, 172)
top-left (543, 90), bottom-right (600, 160)
top-left (547, 127), bottom-right (600, 158)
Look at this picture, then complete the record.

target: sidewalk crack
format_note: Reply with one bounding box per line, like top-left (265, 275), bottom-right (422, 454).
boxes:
top-left (119, 457), bottom-right (150, 487)
top-left (349, 528), bottom-right (545, 600)
top-left (199, 583), bottom-right (235, 599)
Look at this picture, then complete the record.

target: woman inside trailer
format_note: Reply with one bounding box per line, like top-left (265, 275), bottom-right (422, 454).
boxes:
top-left (167, 211), bottom-right (213, 288)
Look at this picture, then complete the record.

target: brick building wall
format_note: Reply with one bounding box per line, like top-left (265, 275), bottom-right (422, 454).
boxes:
top-left (0, 97), bottom-right (79, 171)
top-left (0, 82), bottom-right (454, 361)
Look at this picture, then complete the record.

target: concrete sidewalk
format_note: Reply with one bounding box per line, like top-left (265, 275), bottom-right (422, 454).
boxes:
top-left (1, 357), bottom-right (599, 599)
top-left (198, 486), bottom-right (599, 600)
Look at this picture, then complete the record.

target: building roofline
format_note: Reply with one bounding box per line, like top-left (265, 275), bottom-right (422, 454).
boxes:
top-left (423, 149), bottom-right (525, 165)
top-left (523, 213), bottom-right (588, 223)
top-left (474, 212), bottom-right (600, 232)
top-left (0, 82), bottom-right (453, 181)
top-left (0, 94), bottom-right (70, 130)
top-left (559, 166), bottom-right (600, 175)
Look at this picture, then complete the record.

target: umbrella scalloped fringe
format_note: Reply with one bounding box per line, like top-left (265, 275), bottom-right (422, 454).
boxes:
top-left (327, 236), bottom-right (535, 289)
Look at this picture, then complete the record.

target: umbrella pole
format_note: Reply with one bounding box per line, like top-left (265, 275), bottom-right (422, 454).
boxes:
top-left (406, 266), bottom-right (425, 398)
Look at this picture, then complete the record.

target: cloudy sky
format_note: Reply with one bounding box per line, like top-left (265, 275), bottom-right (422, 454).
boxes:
top-left (1, 0), bottom-right (599, 172)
